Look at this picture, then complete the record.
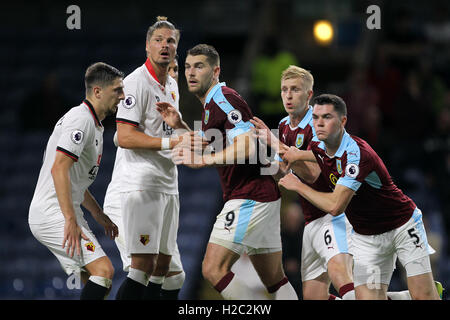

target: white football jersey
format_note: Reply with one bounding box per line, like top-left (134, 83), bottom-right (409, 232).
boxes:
top-left (29, 100), bottom-right (104, 224)
top-left (115, 59), bottom-right (180, 194)
top-left (103, 146), bottom-right (124, 212)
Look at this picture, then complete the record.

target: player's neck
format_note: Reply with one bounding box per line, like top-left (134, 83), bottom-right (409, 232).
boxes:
top-left (198, 80), bottom-right (219, 106)
top-left (324, 130), bottom-right (344, 157)
top-left (85, 97), bottom-right (105, 122)
top-left (148, 59), bottom-right (169, 86)
top-left (288, 105), bottom-right (308, 127)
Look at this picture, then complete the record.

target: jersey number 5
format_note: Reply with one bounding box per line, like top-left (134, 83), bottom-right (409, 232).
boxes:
top-left (407, 228), bottom-right (420, 245)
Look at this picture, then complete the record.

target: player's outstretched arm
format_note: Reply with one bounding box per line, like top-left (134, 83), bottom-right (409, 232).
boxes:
top-left (289, 160), bottom-right (321, 185)
top-left (203, 131), bottom-right (256, 166)
top-left (117, 122), bottom-right (180, 150)
top-left (51, 152), bottom-right (90, 257)
top-left (281, 147), bottom-right (317, 168)
top-left (82, 190), bottom-right (118, 240)
top-left (278, 172), bottom-right (354, 215)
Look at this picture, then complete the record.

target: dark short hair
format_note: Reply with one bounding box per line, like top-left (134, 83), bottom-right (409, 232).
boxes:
top-left (187, 44), bottom-right (220, 67)
top-left (85, 62), bottom-right (124, 94)
top-left (312, 94), bottom-right (347, 116)
top-left (146, 16), bottom-right (180, 42)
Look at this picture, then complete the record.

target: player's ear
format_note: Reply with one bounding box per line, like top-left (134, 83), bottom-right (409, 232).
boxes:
top-left (213, 65), bottom-right (221, 80)
top-left (341, 115), bottom-right (347, 127)
top-left (93, 86), bottom-right (102, 99)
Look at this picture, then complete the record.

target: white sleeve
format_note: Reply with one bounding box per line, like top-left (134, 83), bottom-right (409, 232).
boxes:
top-left (116, 79), bottom-right (145, 127)
top-left (56, 111), bottom-right (92, 161)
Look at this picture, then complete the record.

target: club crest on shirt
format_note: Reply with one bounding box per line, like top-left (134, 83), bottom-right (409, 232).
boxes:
top-left (295, 134), bottom-right (304, 148)
top-left (204, 110), bottom-right (210, 125)
top-left (345, 163), bottom-right (359, 178)
top-left (122, 95), bottom-right (136, 109)
top-left (227, 109), bottom-right (242, 124)
top-left (140, 234), bottom-right (150, 246)
top-left (71, 130), bottom-right (84, 145)
top-left (336, 159), bottom-right (343, 174)
top-left (85, 242), bottom-right (95, 252)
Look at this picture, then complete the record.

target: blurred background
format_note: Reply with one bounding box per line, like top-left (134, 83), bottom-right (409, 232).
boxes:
top-left (0, 0), bottom-right (448, 299)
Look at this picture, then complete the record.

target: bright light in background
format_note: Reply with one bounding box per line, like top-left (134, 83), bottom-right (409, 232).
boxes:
top-left (313, 20), bottom-right (334, 45)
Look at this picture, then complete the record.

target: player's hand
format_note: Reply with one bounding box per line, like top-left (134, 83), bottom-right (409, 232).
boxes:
top-left (62, 218), bottom-right (90, 258)
top-left (178, 131), bottom-right (209, 153)
top-left (250, 116), bottom-right (278, 149)
top-left (156, 102), bottom-right (182, 129)
top-left (278, 172), bottom-right (302, 192)
top-left (282, 146), bottom-right (302, 170)
top-left (171, 144), bottom-right (206, 168)
top-left (93, 213), bottom-right (119, 240)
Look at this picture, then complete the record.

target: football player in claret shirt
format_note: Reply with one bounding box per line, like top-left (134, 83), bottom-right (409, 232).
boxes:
top-left (279, 94), bottom-right (441, 300)
top-left (29, 62), bottom-right (124, 299)
top-left (251, 66), bottom-right (354, 300)
top-left (172, 44), bottom-right (298, 299)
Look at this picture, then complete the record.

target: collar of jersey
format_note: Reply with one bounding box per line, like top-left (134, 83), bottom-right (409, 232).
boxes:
top-left (83, 99), bottom-right (102, 127)
top-left (319, 129), bottom-right (349, 158)
top-left (297, 105), bottom-right (313, 129)
top-left (205, 82), bottom-right (226, 106)
top-left (144, 58), bottom-right (162, 85)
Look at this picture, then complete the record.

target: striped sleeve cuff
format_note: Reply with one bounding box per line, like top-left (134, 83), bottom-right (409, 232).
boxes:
top-left (116, 118), bottom-right (139, 127)
top-left (56, 147), bottom-right (78, 161)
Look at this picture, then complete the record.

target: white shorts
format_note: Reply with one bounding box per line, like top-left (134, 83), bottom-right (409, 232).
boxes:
top-left (209, 198), bottom-right (282, 255)
top-left (29, 212), bottom-right (106, 276)
top-left (351, 208), bottom-right (435, 287)
top-left (121, 190), bottom-right (179, 256)
top-left (104, 202), bottom-right (183, 273)
top-left (301, 213), bottom-right (353, 281)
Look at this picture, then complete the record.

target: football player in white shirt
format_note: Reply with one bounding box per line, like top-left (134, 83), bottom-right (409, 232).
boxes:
top-left (114, 17), bottom-right (199, 300)
top-left (105, 57), bottom-right (186, 300)
top-left (29, 62), bottom-right (125, 299)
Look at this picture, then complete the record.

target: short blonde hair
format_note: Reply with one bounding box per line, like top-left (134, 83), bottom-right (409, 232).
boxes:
top-left (281, 65), bottom-right (314, 91)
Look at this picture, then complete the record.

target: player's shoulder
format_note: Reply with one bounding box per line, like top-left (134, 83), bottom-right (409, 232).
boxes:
top-left (221, 86), bottom-right (249, 110)
top-left (341, 133), bottom-right (377, 164)
top-left (123, 66), bottom-right (144, 87)
top-left (279, 115), bottom-right (290, 126)
top-left (309, 135), bottom-right (323, 151)
top-left (64, 103), bottom-right (91, 123)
